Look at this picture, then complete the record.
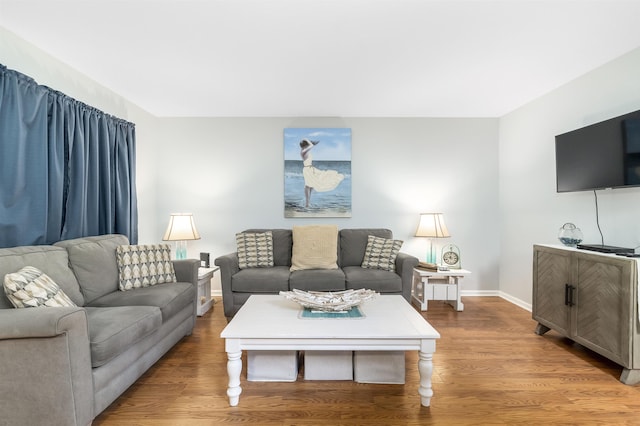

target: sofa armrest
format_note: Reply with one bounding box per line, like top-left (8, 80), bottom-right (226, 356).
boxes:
top-left (0, 306), bottom-right (86, 338)
top-left (215, 252), bottom-right (240, 318)
top-left (172, 258), bottom-right (200, 287)
top-left (0, 307), bottom-right (94, 426)
top-left (395, 252), bottom-right (419, 302)
top-left (172, 259), bottom-right (200, 321)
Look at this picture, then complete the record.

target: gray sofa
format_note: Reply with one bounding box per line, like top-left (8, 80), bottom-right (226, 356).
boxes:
top-left (215, 228), bottom-right (418, 319)
top-left (0, 234), bottom-right (199, 426)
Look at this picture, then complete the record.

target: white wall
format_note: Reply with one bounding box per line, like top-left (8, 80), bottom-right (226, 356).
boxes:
top-left (499, 47), bottom-right (640, 306)
top-left (152, 117), bottom-right (500, 294)
top-left (0, 26), bottom-right (160, 243)
top-left (0, 26), bottom-right (501, 296)
top-left (5, 27), bottom-right (640, 311)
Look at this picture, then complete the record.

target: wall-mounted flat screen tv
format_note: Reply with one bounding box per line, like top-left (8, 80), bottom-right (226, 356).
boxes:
top-left (556, 109), bottom-right (640, 192)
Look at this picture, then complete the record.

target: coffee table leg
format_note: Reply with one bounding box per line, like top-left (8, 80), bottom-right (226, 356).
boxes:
top-left (226, 350), bottom-right (242, 406)
top-left (418, 340), bottom-right (436, 407)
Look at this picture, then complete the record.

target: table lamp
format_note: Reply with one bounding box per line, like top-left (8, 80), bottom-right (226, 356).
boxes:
top-left (415, 213), bottom-right (450, 263)
top-left (162, 213), bottom-right (201, 259)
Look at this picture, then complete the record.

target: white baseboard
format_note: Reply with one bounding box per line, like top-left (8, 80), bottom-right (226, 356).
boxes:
top-left (210, 290), bottom-right (532, 311)
top-left (497, 291), bottom-right (532, 312)
top-left (460, 289), bottom-right (500, 297)
top-left (460, 290), bottom-right (532, 312)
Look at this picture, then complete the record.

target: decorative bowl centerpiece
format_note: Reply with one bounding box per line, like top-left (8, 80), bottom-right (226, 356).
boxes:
top-left (558, 222), bottom-right (583, 247)
top-left (279, 289), bottom-right (378, 312)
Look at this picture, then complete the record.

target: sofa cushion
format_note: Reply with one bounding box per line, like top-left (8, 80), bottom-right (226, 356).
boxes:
top-left (0, 245), bottom-right (84, 308)
top-left (236, 231), bottom-right (274, 269)
top-left (231, 266), bottom-right (290, 293)
top-left (116, 244), bottom-right (177, 291)
top-left (343, 266), bottom-right (403, 293)
top-left (361, 235), bottom-right (403, 272)
top-left (3, 266), bottom-right (77, 308)
top-left (84, 306), bottom-right (162, 367)
top-left (339, 229), bottom-right (393, 267)
top-left (290, 225), bottom-right (339, 271)
top-left (244, 229), bottom-right (292, 266)
top-left (87, 282), bottom-right (193, 323)
top-left (289, 269), bottom-right (346, 292)
top-left (54, 234), bottom-right (129, 304)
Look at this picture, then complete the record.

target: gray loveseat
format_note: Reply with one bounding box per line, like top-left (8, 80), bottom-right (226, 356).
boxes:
top-left (215, 228), bottom-right (418, 319)
top-left (0, 234), bottom-right (199, 426)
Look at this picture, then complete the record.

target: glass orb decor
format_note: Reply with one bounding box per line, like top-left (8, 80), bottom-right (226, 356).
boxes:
top-left (558, 223), bottom-right (583, 247)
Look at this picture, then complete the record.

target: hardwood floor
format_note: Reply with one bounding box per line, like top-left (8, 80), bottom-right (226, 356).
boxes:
top-left (94, 296), bottom-right (640, 425)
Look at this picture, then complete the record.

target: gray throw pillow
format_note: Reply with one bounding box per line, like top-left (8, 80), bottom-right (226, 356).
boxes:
top-left (236, 231), bottom-right (274, 269)
top-left (361, 235), bottom-right (403, 272)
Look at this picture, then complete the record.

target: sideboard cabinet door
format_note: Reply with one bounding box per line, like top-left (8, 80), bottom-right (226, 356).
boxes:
top-left (572, 253), bottom-right (633, 367)
top-left (533, 245), bottom-right (571, 336)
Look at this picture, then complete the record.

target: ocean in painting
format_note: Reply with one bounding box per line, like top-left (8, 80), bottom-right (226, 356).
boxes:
top-left (284, 160), bottom-right (352, 217)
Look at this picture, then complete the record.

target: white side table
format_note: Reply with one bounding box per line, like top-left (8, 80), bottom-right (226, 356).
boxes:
top-left (197, 267), bottom-right (219, 316)
top-left (412, 268), bottom-right (471, 312)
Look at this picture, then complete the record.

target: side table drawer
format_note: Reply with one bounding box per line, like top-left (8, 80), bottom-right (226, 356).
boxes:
top-left (430, 283), bottom-right (458, 301)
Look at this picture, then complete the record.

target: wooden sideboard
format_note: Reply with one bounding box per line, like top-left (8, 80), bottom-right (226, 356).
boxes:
top-left (532, 244), bottom-right (640, 384)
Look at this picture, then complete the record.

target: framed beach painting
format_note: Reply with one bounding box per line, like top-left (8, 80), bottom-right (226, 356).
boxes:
top-left (284, 128), bottom-right (352, 218)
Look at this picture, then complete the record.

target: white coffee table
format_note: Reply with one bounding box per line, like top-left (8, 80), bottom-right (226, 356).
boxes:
top-left (220, 294), bottom-right (440, 407)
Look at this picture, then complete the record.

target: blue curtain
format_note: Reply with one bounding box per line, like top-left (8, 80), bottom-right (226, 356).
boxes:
top-left (0, 64), bottom-right (138, 247)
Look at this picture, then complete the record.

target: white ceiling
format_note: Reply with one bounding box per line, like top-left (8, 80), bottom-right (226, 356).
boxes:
top-left (2, 0), bottom-right (640, 117)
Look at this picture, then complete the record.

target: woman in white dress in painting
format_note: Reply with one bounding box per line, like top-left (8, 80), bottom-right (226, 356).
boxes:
top-left (299, 138), bottom-right (344, 208)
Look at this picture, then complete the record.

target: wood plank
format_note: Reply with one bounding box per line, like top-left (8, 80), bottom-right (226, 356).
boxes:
top-left (94, 297), bottom-right (640, 425)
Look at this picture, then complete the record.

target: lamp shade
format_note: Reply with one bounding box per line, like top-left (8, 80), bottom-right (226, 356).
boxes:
top-left (415, 213), bottom-right (450, 238)
top-left (162, 213), bottom-right (201, 241)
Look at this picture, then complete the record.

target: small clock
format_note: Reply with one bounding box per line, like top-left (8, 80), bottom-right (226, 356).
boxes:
top-left (441, 244), bottom-right (461, 269)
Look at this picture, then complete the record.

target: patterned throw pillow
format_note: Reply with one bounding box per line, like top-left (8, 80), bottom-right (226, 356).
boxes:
top-left (361, 235), bottom-right (403, 272)
top-left (3, 266), bottom-right (77, 308)
top-left (116, 244), bottom-right (177, 291)
top-left (236, 231), bottom-right (274, 269)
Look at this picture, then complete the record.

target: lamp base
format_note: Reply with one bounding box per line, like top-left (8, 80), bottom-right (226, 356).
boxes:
top-left (175, 241), bottom-right (187, 259)
top-left (426, 239), bottom-right (437, 264)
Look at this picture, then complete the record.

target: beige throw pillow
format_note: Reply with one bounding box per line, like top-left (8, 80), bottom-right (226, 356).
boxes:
top-left (290, 225), bottom-right (339, 271)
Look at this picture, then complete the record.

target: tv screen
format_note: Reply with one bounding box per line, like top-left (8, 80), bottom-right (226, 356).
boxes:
top-left (555, 109), bottom-right (640, 193)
